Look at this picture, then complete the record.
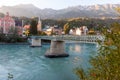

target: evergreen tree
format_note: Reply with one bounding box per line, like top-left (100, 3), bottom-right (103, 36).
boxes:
top-left (30, 18), bottom-right (38, 35)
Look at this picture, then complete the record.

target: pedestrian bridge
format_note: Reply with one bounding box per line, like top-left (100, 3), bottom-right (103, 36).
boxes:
top-left (30, 35), bottom-right (104, 58)
top-left (31, 35), bottom-right (104, 42)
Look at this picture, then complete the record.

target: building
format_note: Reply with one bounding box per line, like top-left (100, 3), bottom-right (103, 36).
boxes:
top-left (69, 26), bottom-right (88, 35)
top-left (0, 12), bottom-right (15, 34)
top-left (76, 28), bottom-right (82, 35)
top-left (37, 17), bottom-right (42, 31)
top-left (43, 25), bottom-right (62, 35)
top-left (22, 24), bottom-right (30, 36)
top-left (82, 26), bottom-right (88, 35)
top-left (69, 28), bottom-right (76, 35)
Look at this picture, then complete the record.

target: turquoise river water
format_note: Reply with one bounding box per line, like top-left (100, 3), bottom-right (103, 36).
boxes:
top-left (0, 42), bottom-right (97, 80)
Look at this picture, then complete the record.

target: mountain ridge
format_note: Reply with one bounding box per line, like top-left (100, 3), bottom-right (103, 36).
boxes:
top-left (0, 4), bottom-right (120, 19)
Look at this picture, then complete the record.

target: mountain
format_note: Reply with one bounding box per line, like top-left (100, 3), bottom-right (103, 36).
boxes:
top-left (0, 4), bottom-right (120, 19)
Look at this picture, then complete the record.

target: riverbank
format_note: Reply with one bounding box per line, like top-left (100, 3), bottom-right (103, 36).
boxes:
top-left (0, 42), bottom-right (30, 45)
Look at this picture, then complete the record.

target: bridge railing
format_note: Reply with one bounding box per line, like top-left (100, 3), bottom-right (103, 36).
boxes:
top-left (53, 35), bottom-right (104, 42)
top-left (31, 35), bottom-right (104, 42)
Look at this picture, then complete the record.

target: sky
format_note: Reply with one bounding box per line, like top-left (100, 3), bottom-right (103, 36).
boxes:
top-left (0, 0), bottom-right (120, 10)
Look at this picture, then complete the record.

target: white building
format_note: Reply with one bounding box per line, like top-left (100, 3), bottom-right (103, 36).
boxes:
top-left (82, 26), bottom-right (88, 35)
top-left (76, 28), bottom-right (82, 35)
top-left (69, 29), bottom-right (73, 35)
top-left (69, 26), bottom-right (88, 36)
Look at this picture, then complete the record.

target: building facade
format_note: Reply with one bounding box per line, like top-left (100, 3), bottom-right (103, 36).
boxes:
top-left (0, 12), bottom-right (15, 34)
top-left (69, 26), bottom-right (88, 35)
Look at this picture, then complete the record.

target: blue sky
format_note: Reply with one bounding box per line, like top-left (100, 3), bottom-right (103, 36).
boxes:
top-left (0, 0), bottom-right (120, 9)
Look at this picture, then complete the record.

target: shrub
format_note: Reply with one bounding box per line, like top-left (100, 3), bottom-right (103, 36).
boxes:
top-left (38, 31), bottom-right (47, 36)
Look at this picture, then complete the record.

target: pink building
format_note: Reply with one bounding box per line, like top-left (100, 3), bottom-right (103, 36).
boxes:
top-left (0, 12), bottom-right (15, 34)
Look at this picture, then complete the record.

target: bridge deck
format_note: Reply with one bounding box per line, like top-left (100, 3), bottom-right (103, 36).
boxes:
top-left (31, 35), bottom-right (104, 43)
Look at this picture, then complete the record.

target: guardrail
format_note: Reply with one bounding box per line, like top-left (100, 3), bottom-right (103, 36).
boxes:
top-left (31, 35), bottom-right (104, 42)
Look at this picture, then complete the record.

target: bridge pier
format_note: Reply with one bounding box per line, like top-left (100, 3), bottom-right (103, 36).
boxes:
top-left (30, 38), bottom-right (42, 47)
top-left (45, 40), bottom-right (69, 58)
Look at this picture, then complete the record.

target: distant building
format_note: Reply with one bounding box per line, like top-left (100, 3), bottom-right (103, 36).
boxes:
top-left (15, 19), bottom-right (23, 35)
top-left (76, 28), bottom-right (82, 35)
top-left (0, 12), bottom-right (23, 35)
top-left (69, 28), bottom-right (76, 35)
top-left (82, 26), bottom-right (88, 35)
top-left (43, 25), bottom-right (62, 35)
top-left (0, 12), bottom-right (15, 34)
top-left (69, 26), bottom-right (88, 35)
top-left (69, 29), bottom-right (73, 35)
top-left (53, 26), bottom-right (62, 35)
top-left (24, 25), bottom-right (30, 30)
top-left (22, 24), bottom-right (30, 36)
top-left (37, 17), bottom-right (42, 31)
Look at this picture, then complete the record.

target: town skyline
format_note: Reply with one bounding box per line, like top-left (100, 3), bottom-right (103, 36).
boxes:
top-left (0, 0), bottom-right (120, 10)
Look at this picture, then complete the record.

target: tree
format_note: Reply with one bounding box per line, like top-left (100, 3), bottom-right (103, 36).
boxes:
top-left (63, 23), bottom-right (70, 34)
top-left (30, 18), bottom-right (38, 35)
top-left (76, 22), bottom-right (120, 80)
top-left (0, 27), bottom-right (3, 33)
top-left (116, 8), bottom-right (120, 14)
top-left (0, 12), bottom-right (4, 17)
top-left (76, 9), bottom-right (120, 80)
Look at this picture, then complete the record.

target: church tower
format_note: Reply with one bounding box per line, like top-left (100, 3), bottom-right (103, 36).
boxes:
top-left (37, 17), bottom-right (42, 31)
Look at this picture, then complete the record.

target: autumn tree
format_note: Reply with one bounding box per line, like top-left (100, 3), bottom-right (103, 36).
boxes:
top-left (63, 23), bottom-right (70, 34)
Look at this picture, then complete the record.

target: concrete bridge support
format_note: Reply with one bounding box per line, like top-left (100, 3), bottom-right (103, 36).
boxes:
top-left (45, 40), bottom-right (69, 58)
top-left (30, 38), bottom-right (42, 47)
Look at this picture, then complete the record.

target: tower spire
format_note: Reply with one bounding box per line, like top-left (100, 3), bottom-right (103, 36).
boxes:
top-left (37, 17), bottom-right (42, 31)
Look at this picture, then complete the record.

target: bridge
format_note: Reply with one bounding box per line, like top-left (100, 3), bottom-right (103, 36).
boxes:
top-left (31, 35), bottom-right (103, 42)
top-left (30, 35), bottom-right (104, 58)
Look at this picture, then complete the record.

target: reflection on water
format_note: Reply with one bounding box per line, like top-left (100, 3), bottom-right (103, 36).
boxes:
top-left (0, 43), bottom-right (97, 80)
top-left (69, 44), bottom-right (81, 52)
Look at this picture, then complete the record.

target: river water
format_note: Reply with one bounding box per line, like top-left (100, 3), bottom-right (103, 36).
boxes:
top-left (0, 42), bottom-right (97, 80)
